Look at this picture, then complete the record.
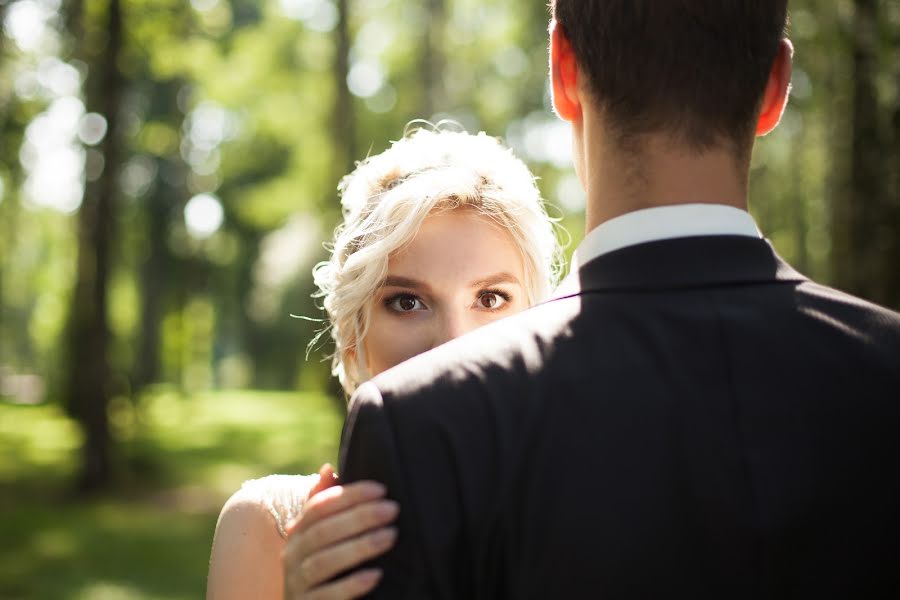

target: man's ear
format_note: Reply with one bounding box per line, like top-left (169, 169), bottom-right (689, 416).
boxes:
top-left (550, 20), bottom-right (582, 122)
top-left (756, 38), bottom-right (793, 137)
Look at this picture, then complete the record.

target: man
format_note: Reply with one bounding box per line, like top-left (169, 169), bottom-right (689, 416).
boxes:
top-left (293, 2), bottom-right (900, 597)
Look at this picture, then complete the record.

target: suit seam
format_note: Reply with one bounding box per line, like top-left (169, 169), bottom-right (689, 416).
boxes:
top-left (710, 291), bottom-right (763, 595)
top-left (377, 384), bottom-right (440, 600)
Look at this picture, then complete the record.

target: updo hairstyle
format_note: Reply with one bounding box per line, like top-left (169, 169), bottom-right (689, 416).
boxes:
top-left (312, 127), bottom-right (563, 394)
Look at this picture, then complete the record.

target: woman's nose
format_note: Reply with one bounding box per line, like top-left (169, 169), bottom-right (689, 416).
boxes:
top-left (433, 310), bottom-right (477, 347)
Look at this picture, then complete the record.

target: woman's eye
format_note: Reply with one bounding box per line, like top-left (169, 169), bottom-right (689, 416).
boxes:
top-left (477, 291), bottom-right (509, 310)
top-left (387, 294), bottom-right (426, 313)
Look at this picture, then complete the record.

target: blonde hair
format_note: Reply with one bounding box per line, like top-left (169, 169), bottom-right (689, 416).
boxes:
top-left (312, 126), bottom-right (563, 394)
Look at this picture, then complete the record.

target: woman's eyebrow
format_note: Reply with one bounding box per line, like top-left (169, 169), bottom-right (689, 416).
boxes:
top-left (468, 272), bottom-right (522, 289)
top-left (383, 275), bottom-right (430, 290)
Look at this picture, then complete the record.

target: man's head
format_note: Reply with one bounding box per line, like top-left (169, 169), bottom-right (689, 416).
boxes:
top-left (550, 1), bottom-right (791, 159)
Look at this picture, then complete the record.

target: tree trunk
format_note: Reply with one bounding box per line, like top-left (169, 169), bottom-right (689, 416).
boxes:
top-left (0, 2), bottom-right (8, 371)
top-left (419, 0), bottom-right (446, 118)
top-left (327, 0), bottom-right (355, 410)
top-left (333, 0), bottom-right (355, 178)
top-left (133, 77), bottom-right (188, 394)
top-left (886, 21), bottom-right (900, 309)
top-left (132, 169), bottom-right (170, 393)
top-left (832, 0), bottom-right (884, 303)
top-left (64, 0), bottom-right (125, 492)
top-left (790, 122), bottom-right (809, 274)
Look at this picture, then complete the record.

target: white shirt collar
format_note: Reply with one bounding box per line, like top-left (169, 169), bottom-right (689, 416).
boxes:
top-left (572, 204), bottom-right (762, 270)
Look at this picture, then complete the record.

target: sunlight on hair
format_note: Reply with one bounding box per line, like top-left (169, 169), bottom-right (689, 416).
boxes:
top-left (309, 124), bottom-right (564, 394)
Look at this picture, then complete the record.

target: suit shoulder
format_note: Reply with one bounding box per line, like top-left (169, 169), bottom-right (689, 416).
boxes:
top-left (371, 297), bottom-right (581, 405)
top-left (795, 280), bottom-right (900, 338)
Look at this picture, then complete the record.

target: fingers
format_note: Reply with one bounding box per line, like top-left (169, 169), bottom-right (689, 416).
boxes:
top-left (291, 499), bottom-right (399, 564)
top-left (289, 568), bottom-right (382, 600)
top-left (294, 527), bottom-right (397, 588)
top-left (293, 481), bottom-right (387, 535)
top-left (282, 480), bottom-right (396, 599)
top-left (307, 464), bottom-right (338, 500)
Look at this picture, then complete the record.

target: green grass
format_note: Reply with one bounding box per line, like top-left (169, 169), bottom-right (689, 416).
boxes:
top-left (0, 390), bottom-right (344, 600)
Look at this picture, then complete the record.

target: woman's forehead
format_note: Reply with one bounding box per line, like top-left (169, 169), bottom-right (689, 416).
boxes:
top-left (386, 210), bottom-right (525, 287)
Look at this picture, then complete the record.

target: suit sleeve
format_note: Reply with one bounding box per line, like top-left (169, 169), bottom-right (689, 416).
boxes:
top-left (338, 382), bottom-right (436, 599)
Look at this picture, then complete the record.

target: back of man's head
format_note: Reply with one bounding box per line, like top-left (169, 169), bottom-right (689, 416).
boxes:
top-left (551, 1), bottom-right (789, 156)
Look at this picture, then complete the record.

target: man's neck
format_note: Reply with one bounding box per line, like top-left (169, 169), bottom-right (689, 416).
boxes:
top-left (582, 127), bottom-right (751, 233)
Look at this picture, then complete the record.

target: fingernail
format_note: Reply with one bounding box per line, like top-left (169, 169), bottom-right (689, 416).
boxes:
top-left (357, 568), bottom-right (383, 586)
top-left (360, 481), bottom-right (387, 498)
top-left (372, 527), bottom-right (397, 547)
top-left (376, 500), bottom-right (399, 519)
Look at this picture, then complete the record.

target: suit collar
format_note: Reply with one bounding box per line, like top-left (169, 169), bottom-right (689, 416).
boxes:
top-left (551, 236), bottom-right (807, 300)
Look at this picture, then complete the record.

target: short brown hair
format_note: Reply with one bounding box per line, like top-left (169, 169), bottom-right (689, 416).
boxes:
top-left (552, 0), bottom-right (788, 154)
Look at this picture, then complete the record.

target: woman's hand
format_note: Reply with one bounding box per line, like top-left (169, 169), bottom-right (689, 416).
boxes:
top-left (282, 465), bottom-right (399, 600)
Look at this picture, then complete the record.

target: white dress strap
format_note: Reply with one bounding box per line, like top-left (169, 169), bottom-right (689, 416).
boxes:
top-left (240, 474), bottom-right (319, 539)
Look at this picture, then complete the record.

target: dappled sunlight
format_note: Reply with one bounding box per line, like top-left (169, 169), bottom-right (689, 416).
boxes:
top-left (0, 404), bottom-right (81, 479)
top-left (21, 96), bottom-right (86, 213)
top-left (184, 193), bottom-right (225, 239)
top-left (0, 390), bottom-right (341, 598)
top-left (0, 0), bottom-right (897, 596)
top-left (31, 528), bottom-right (78, 562)
top-left (3, 499), bottom-right (218, 599)
top-left (73, 582), bottom-right (145, 600)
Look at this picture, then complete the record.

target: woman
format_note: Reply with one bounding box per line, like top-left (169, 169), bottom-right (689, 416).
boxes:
top-left (207, 127), bottom-right (563, 599)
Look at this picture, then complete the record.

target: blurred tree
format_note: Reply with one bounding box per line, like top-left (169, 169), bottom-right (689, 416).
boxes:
top-left (420, 0), bottom-right (446, 117)
top-left (333, 0), bottom-right (355, 178)
top-left (63, 0), bottom-right (125, 491)
top-left (0, 0), bottom-right (898, 500)
top-left (834, 0), bottom-right (880, 300)
top-left (0, 2), bottom-right (32, 380)
top-left (321, 0), bottom-right (356, 408)
top-left (829, 0), bottom-right (899, 309)
top-left (0, 1), bottom-right (12, 376)
top-left (887, 3), bottom-right (900, 305)
top-left (124, 0), bottom-right (195, 393)
top-left (131, 80), bottom-right (188, 394)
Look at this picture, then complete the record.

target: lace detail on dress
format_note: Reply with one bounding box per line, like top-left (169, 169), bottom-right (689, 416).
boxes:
top-left (240, 474), bottom-right (318, 539)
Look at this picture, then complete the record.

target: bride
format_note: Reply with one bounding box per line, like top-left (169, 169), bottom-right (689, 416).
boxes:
top-left (207, 127), bottom-right (563, 599)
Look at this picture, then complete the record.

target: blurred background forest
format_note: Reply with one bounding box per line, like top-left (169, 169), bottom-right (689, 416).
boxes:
top-left (0, 0), bottom-right (898, 597)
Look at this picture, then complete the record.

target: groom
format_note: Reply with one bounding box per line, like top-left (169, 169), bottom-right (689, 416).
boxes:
top-left (334, 1), bottom-right (900, 598)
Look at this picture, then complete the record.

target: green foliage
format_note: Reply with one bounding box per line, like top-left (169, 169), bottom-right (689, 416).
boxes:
top-left (0, 0), bottom-right (897, 592)
top-left (0, 389), bottom-right (343, 598)
top-left (0, 0), bottom-right (896, 468)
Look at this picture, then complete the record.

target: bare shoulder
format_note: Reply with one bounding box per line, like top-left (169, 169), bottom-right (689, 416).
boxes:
top-left (213, 484), bottom-right (282, 545)
top-left (207, 477), bottom-right (313, 600)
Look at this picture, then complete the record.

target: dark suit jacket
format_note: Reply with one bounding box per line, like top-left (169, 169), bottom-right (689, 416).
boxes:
top-left (339, 236), bottom-right (900, 599)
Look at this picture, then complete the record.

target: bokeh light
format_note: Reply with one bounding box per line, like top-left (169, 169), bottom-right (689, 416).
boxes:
top-left (77, 113), bottom-right (108, 146)
top-left (20, 96), bottom-right (86, 213)
top-left (347, 60), bottom-right (385, 98)
top-left (184, 193), bottom-right (225, 240)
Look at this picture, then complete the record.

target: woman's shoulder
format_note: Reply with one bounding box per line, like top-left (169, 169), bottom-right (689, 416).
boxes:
top-left (208, 474), bottom-right (316, 599)
top-left (232, 473), bottom-right (319, 539)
